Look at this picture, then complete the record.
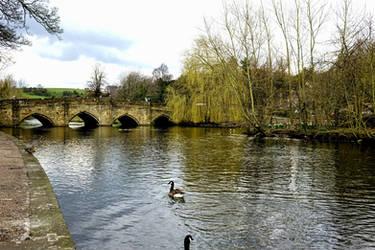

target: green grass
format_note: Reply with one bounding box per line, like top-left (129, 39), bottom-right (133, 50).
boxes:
top-left (70, 116), bottom-right (83, 122)
top-left (46, 88), bottom-right (86, 97)
top-left (20, 92), bottom-right (47, 99)
top-left (20, 88), bottom-right (86, 99)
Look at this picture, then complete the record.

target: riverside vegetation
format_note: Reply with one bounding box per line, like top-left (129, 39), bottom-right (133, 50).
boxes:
top-left (1, 0), bottom-right (375, 143)
top-left (165, 0), bottom-right (375, 142)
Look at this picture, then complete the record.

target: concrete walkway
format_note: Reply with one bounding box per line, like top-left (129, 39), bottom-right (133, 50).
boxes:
top-left (0, 131), bottom-right (75, 249)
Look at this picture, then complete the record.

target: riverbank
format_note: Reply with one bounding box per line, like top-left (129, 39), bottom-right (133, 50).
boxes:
top-left (178, 122), bottom-right (375, 144)
top-left (0, 131), bottom-right (75, 249)
top-left (253, 128), bottom-right (375, 145)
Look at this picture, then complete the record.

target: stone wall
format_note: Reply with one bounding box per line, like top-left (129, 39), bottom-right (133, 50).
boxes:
top-left (0, 131), bottom-right (75, 249)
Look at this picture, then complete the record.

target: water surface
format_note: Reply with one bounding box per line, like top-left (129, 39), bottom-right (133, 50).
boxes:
top-left (2, 126), bottom-right (375, 249)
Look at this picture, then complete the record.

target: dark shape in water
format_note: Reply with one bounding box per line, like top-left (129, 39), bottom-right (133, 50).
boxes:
top-left (184, 235), bottom-right (193, 250)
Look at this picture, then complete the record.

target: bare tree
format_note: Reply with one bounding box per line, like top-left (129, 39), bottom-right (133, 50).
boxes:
top-left (272, 0), bottom-right (327, 131)
top-left (87, 64), bottom-right (106, 97)
top-left (305, 0), bottom-right (327, 126)
top-left (293, 0), bottom-right (309, 130)
top-left (364, 19), bottom-right (375, 113)
top-left (0, 0), bottom-right (62, 49)
top-left (332, 0), bottom-right (370, 134)
top-left (260, 0), bottom-right (274, 124)
top-left (273, 0), bottom-right (294, 125)
top-left (0, 0), bottom-right (62, 69)
top-left (152, 63), bottom-right (172, 82)
top-left (0, 75), bottom-right (17, 99)
top-left (200, 1), bottom-right (269, 134)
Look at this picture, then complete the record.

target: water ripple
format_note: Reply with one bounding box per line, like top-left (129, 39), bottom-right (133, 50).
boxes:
top-left (3, 126), bottom-right (375, 249)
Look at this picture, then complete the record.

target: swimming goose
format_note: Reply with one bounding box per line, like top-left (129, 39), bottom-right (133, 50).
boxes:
top-left (168, 180), bottom-right (184, 198)
top-left (184, 235), bottom-right (193, 250)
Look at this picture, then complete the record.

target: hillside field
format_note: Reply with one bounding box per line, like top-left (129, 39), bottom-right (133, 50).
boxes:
top-left (21, 88), bottom-right (86, 99)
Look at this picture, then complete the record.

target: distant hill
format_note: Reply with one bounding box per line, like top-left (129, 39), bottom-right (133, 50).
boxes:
top-left (46, 88), bottom-right (86, 97)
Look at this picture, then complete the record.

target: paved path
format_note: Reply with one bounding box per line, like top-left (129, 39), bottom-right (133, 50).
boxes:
top-left (0, 131), bottom-right (75, 249)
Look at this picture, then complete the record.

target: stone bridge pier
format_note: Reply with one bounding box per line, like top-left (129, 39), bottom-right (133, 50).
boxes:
top-left (0, 97), bottom-right (173, 128)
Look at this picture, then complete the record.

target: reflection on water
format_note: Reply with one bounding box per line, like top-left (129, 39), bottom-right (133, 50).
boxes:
top-left (21, 117), bottom-right (86, 129)
top-left (68, 121), bottom-right (85, 129)
top-left (2, 126), bottom-right (375, 249)
top-left (19, 118), bottom-right (43, 129)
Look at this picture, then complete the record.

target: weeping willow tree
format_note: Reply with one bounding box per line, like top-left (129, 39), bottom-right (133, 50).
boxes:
top-left (166, 41), bottom-right (243, 124)
top-left (175, 1), bottom-right (277, 133)
top-left (167, 1), bottom-right (276, 130)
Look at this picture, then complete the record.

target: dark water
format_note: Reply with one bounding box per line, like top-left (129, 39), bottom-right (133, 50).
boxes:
top-left (2, 126), bottom-right (375, 249)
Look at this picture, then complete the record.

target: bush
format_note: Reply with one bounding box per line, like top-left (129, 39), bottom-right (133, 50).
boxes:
top-left (0, 76), bottom-right (18, 99)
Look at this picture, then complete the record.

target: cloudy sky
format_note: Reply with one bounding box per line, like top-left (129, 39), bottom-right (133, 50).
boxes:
top-left (2, 0), bottom-right (375, 88)
top-left (4, 0), bottom-right (222, 88)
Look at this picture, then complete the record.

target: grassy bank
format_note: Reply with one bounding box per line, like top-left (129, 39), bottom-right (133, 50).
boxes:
top-left (47, 88), bottom-right (86, 97)
top-left (21, 88), bottom-right (86, 99)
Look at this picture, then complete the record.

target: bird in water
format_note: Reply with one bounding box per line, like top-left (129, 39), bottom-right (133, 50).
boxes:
top-left (168, 180), bottom-right (184, 199)
top-left (184, 235), bottom-right (193, 250)
top-left (25, 146), bottom-right (35, 154)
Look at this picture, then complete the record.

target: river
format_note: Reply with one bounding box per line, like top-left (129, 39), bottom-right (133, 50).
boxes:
top-left (2, 126), bottom-right (375, 249)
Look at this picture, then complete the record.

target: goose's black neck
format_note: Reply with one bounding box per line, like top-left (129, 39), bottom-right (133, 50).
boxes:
top-left (184, 235), bottom-right (192, 250)
top-left (169, 181), bottom-right (174, 192)
top-left (184, 241), bottom-right (190, 250)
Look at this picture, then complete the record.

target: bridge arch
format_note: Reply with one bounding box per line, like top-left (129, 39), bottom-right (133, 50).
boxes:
top-left (152, 115), bottom-right (174, 128)
top-left (114, 114), bottom-right (139, 128)
top-left (20, 113), bottom-right (54, 127)
top-left (69, 111), bottom-right (99, 128)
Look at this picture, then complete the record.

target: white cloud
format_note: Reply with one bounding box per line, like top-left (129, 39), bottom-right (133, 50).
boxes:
top-left (3, 0), bottom-right (223, 88)
top-left (3, 0), bottom-right (375, 88)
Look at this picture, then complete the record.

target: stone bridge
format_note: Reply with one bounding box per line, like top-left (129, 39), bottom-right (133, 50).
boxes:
top-left (0, 97), bottom-right (173, 128)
